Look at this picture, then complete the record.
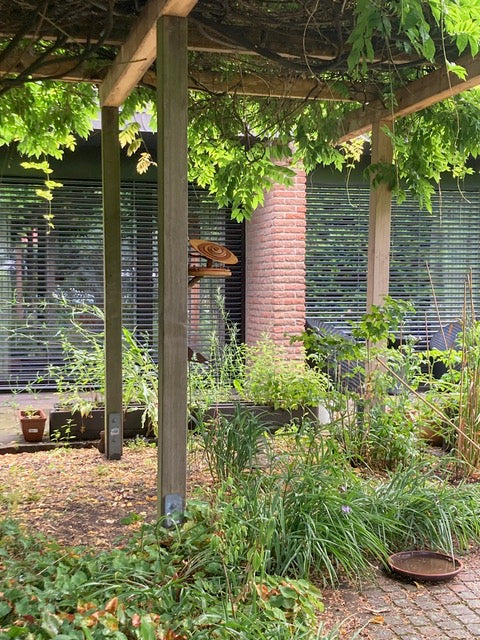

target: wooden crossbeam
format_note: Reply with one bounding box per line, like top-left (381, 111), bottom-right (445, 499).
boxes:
top-left (187, 24), bottom-right (337, 60)
top-left (0, 56), bottom-right (365, 101)
top-left (99, 0), bottom-right (197, 107)
top-left (339, 52), bottom-right (480, 142)
top-left (0, 23), bottom-right (418, 66)
top-left (9, 24), bottom-right (480, 116)
top-left (0, 52), bottom-right (110, 83)
top-left (184, 71), bottom-right (360, 101)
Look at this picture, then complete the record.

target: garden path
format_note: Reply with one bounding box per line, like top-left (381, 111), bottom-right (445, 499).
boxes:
top-left (321, 551), bottom-right (480, 639)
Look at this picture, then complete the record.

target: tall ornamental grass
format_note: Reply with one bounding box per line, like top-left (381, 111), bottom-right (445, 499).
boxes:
top-left (196, 413), bottom-right (480, 585)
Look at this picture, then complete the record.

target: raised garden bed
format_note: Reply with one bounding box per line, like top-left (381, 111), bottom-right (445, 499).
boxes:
top-left (189, 402), bottom-right (329, 430)
top-left (49, 407), bottom-right (152, 441)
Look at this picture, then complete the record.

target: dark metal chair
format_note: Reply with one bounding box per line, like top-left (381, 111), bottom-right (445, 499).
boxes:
top-left (305, 318), bottom-right (364, 393)
top-left (427, 321), bottom-right (462, 380)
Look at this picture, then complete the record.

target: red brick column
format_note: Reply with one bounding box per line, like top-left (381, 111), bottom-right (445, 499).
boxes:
top-left (245, 166), bottom-right (306, 356)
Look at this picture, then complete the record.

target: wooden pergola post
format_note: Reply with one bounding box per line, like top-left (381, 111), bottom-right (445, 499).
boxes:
top-left (99, 0), bottom-right (196, 467)
top-left (156, 15), bottom-right (189, 524)
top-left (101, 106), bottom-right (123, 460)
top-left (366, 119), bottom-right (393, 311)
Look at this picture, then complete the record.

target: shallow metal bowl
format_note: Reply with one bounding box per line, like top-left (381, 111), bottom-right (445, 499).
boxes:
top-left (388, 550), bottom-right (463, 582)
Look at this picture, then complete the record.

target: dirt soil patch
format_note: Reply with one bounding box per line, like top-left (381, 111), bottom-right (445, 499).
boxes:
top-left (0, 445), bottom-right (212, 548)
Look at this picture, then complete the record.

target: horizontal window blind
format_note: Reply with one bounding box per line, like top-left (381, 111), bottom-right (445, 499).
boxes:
top-left (187, 189), bottom-right (244, 355)
top-left (306, 183), bottom-right (480, 338)
top-left (306, 185), bottom-right (369, 332)
top-left (0, 178), bottom-right (243, 390)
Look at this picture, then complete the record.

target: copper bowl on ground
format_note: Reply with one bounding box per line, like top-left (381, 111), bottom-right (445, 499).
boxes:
top-left (388, 550), bottom-right (463, 582)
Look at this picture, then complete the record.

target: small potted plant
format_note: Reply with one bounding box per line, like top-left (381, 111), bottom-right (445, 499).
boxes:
top-left (18, 407), bottom-right (47, 442)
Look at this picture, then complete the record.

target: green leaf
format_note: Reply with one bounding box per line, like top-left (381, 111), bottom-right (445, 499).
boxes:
top-left (139, 616), bottom-right (156, 640)
top-left (119, 122), bottom-right (140, 147)
top-left (446, 62), bottom-right (467, 80)
top-left (279, 585), bottom-right (299, 599)
top-left (0, 600), bottom-right (12, 619)
top-left (421, 36), bottom-right (436, 60)
top-left (80, 622), bottom-right (95, 640)
top-left (469, 35), bottom-right (479, 57)
top-left (20, 160), bottom-right (53, 174)
top-left (456, 33), bottom-right (469, 54)
top-left (35, 188), bottom-right (54, 201)
top-left (41, 611), bottom-right (62, 638)
top-left (44, 180), bottom-right (63, 189)
top-left (4, 627), bottom-right (28, 638)
top-left (126, 138), bottom-right (142, 156)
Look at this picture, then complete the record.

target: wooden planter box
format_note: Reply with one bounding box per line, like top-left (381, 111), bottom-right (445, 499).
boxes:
top-left (190, 402), bottom-right (329, 430)
top-left (49, 407), bottom-right (152, 441)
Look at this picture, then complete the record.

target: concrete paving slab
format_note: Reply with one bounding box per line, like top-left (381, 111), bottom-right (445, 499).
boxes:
top-left (321, 550), bottom-right (480, 639)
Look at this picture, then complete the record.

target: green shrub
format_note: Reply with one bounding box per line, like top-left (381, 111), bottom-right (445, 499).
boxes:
top-left (237, 338), bottom-right (331, 410)
top-left (48, 296), bottom-right (158, 434)
top-left (205, 433), bottom-right (480, 585)
top-left (193, 405), bottom-right (271, 481)
top-left (188, 321), bottom-right (246, 410)
top-left (295, 298), bottom-right (426, 469)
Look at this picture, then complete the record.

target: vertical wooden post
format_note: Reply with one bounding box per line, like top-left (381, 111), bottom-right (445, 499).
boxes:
top-left (366, 119), bottom-right (393, 311)
top-left (101, 106), bottom-right (123, 460)
top-left (157, 15), bottom-right (188, 523)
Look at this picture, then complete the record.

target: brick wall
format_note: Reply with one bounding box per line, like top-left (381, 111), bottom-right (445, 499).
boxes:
top-left (245, 167), bottom-right (306, 356)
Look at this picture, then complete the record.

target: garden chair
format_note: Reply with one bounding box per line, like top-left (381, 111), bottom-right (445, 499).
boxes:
top-left (426, 320), bottom-right (463, 380)
top-left (305, 318), bottom-right (364, 393)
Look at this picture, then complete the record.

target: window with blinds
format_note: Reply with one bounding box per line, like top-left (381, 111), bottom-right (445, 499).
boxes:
top-left (306, 183), bottom-right (480, 337)
top-left (0, 178), bottom-right (244, 390)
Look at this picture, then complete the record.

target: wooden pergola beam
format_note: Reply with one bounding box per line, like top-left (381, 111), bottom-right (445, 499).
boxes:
top-left (0, 53), bottom-right (109, 83)
top-left (186, 25), bottom-right (418, 65)
top-left (187, 24), bottom-right (336, 59)
top-left (99, 0), bottom-right (197, 108)
top-left (186, 71), bottom-right (359, 101)
top-left (0, 57), bottom-right (364, 101)
top-left (339, 52), bottom-right (480, 142)
top-left (0, 23), bottom-right (418, 66)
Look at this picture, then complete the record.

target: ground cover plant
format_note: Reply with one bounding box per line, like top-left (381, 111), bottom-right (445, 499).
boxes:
top-left (194, 417), bottom-right (480, 585)
top-left (0, 517), bottom-right (331, 640)
top-left (6, 295), bottom-right (480, 637)
top-left (3, 416), bottom-right (480, 639)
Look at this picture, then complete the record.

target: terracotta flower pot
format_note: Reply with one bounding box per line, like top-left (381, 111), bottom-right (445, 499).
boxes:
top-left (18, 409), bottom-right (47, 443)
